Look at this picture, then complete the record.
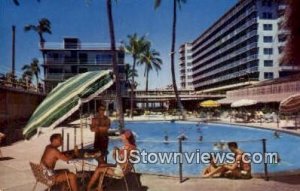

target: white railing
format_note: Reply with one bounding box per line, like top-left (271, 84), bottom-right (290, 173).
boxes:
top-left (193, 27), bottom-right (257, 69)
top-left (193, 42), bottom-right (258, 76)
top-left (40, 42), bottom-right (123, 50)
top-left (194, 66), bottom-right (258, 88)
top-left (193, 2), bottom-right (255, 53)
top-left (193, 19), bottom-right (257, 63)
top-left (193, 54), bottom-right (258, 81)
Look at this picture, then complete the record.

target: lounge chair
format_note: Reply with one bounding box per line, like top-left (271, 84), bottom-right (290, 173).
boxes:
top-left (97, 162), bottom-right (141, 191)
top-left (29, 162), bottom-right (71, 191)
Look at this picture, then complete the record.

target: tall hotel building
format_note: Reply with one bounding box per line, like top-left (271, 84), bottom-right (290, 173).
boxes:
top-left (179, 43), bottom-right (194, 90)
top-left (179, 0), bottom-right (298, 92)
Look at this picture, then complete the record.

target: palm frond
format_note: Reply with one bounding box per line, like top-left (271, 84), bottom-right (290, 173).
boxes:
top-left (12, 0), bottom-right (19, 6)
top-left (24, 25), bottom-right (37, 32)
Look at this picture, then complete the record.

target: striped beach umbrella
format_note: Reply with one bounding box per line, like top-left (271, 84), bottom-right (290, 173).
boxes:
top-left (23, 70), bottom-right (114, 139)
top-left (280, 93), bottom-right (300, 113)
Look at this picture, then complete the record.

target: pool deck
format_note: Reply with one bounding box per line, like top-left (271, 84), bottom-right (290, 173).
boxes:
top-left (1, 116), bottom-right (300, 191)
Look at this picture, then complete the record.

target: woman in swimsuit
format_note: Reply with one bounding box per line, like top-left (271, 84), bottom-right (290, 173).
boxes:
top-left (87, 129), bottom-right (137, 191)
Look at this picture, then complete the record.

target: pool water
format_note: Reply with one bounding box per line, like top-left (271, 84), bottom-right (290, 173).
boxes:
top-left (105, 121), bottom-right (300, 176)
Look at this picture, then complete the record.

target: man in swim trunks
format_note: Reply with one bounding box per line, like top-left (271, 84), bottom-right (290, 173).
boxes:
top-left (90, 105), bottom-right (111, 163)
top-left (203, 142), bottom-right (251, 179)
top-left (40, 133), bottom-right (78, 191)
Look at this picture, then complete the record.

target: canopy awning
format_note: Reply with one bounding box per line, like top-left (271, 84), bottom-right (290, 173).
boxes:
top-left (280, 93), bottom-right (300, 113)
top-left (231, 99), bottom-right (257, 108)
top-left (23, 70), bottom-right (114, 139)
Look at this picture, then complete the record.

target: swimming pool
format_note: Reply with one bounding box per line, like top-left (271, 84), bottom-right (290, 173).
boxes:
top-left (105, 121), bottom-right (300, 176)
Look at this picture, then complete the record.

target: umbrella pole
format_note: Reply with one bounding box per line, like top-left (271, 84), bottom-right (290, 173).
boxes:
top-left (80, 104), bottom-right (84, 149)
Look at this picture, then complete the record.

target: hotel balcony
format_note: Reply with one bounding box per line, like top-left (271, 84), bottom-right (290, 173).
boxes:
top-left (194, 66), bottom-right (258, 88)
top-left (193, 54), bottom-right (258, 82)
top-left (193, 42), bottom-right (258, 75)
top-left (193, 3), bottom-right (256, 53)
top-left (193, 20), bottom-right (257, 63)
top-left (193, 29), bottom-right (257, 67)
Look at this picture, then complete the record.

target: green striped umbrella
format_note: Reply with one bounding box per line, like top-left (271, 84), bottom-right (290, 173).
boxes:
top-left (23, 70), bottom-right (114, 139)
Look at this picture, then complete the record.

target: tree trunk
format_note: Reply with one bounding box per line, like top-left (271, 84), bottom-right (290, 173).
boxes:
top-left (145, 68), bottom-right (149, 110)
top-left (106, 0), bottom-right (124, 129)
top-left (36, 74), bottom-right (39, 92)
top-left (171, 0), bottom-right (186, 119)
top-left (129, 57), bottom-right (136, 118)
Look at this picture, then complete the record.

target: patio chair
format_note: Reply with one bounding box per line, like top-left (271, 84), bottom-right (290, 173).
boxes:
top-left (97, 162), bottom-right (141, 191)
top-left (29, 162), bottom-right (71, 191)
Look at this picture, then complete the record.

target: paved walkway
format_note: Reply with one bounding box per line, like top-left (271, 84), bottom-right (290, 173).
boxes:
top-left (1, 117), bottom-right (300, 191)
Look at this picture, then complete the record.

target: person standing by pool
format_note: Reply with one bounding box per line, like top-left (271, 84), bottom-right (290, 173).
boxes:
top-left (90, 104), bottom-right (111, 162)
top-left (203, 142), bottom-right (251, 179)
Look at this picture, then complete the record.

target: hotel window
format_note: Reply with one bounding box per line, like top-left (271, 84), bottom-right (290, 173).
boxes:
top-left (263, 36), bottom-right (273, 43)
top-left (53, 53), bottom-right (59, 60)
top-left (278, 46), bottom-right (284, 54)
top-left (264, 48), bottom-right (273, 55)
top-left (262, 12), bottom-right (273, 19)
top-left (278, 34), bottom-right (287, 42)
top-left (263, 24), bottom-right (273, 31)
top-left (264, 72), bottom-right (274, 79)
top-left (264, 60), bottom-right (273, 67)
top-left (262, 0), bottom-right (272, 7)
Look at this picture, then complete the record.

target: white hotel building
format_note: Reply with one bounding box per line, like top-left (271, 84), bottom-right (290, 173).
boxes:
top-left (179, 0), bottom-right (299, 93)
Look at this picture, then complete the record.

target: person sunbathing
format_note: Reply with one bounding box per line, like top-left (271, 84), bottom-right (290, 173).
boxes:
top-left (203, 142), bottom-right (251, 179)
top-left (86, 129), bottom-right (137, 191)
top-left (202, 154), bottom-right (221, 177)
top-left (40, 133), bottom-right (78, 191)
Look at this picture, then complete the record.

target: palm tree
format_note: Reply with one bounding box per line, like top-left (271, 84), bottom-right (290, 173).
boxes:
top-left (140, 46), bottom-right (163, 109)
top-left (24, 18), bottom-right (52, 49)
top-left (155, 0), bottom-right (187, 119)
top-left (106, 0), bottom-right (124, 129)
top-left (22, 58), bottom-right (40, 90)
top-left (124, 63), bottom-right (138, 88)
top-left (125, 33), bottom-right (149, 118)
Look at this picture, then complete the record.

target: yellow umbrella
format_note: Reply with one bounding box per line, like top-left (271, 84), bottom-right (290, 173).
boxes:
top-left (199, 100), bottom-right (220, 108)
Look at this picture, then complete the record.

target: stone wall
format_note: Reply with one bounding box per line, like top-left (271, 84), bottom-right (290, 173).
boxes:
top-left (0, 86), bottom-right (45, 144)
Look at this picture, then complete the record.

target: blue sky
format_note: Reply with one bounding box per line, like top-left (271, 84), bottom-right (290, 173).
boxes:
top-left (0, 0), bottom-right (236, 89)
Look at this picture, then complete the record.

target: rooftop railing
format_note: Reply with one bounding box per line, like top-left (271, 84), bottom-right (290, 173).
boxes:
top-left (40, 42), bottom-right (123, 50)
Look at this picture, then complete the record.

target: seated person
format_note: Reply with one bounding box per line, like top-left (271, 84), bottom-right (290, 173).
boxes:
top-left (40, 133), bottom-right (78, 191)
top-left (202, 154), bottom-right (221, 177)
top-left (203, 142), bottom-right (251, 179)
top-left (87, 130), bottom-right (137, 191)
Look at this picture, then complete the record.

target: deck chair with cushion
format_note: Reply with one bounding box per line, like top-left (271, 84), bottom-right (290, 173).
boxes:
top-left (29, 162), bottom-right (71, 191)
top-left (97, 162), bottom-right (141, 191)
